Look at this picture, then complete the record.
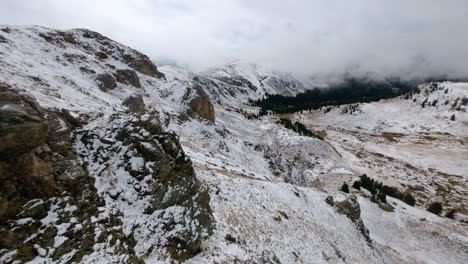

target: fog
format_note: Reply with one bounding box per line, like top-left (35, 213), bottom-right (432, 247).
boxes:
top-left (2, 0), bottom-right (468, 80)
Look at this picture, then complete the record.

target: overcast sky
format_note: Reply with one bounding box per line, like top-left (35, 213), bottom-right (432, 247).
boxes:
top-left (2, 0), bottom-right (468, 79)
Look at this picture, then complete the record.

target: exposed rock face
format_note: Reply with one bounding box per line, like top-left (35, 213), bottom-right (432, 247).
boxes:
top-left (77, 28), bottom-right (164, 79)
top-left (0, 86), bottom-right (146, 263)
top-left (335, 195), bottom-right (371, 243)
top-left (185, 84), bottom-right (215, 122)
top-left (114, 69), bottom-right (141, 88)
top-left (122, 94), bottom-right (146, 114)
top-left (0, 84), bottom-right (78, 198)
top-left (77, 115), bottom-right (214, 262)
top-left (96, 73), bottom-right (117, 92)
top-left (0, 83), bottom-right (55, 198)
top-left (0, 26), bottom-right (215, 263)
top-left (122, 53), bottom-right (165, 79)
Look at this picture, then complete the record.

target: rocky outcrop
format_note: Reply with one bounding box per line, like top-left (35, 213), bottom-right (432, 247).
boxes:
top-left (97, 69), bottom-right (143, 91)
top-left (0, 26), bottom-right (215, 263)
top-left (0, 83), bottom-right (82, 197)
top-left (77, 28), bottom-right (164, 79)
top-left (0, 83), bottom-right (55, 199)
top-left (114, 69), bottom-right (141, 88)
top-left (122, 94), bottom-right (146, 114)
top-left (0, 85), bottom-right (145, 263)
top-left (77, 115), bottom-right (214, 262)
top-left (96, 73), bottom-right (117, 92)
top-left (0, 34), bottom-right (7, 43)
top-left (335, 195), bottom-right (371, 243)
top-left (185, 84), bottom-right (215, 122)
top-left (121, 53), bottom-right (165, 79)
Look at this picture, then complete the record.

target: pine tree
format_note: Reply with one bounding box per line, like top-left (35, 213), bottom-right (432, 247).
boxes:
top-left (450, 114), bottom-right (455, 121)
top-left (352, 181), bottom-right (361, 190)
top-left (401, 192), bottom-right (416, 206)
top-left (377, 191), bottom-right (387, 203)
top-left (427, 202), bottom-right (443, 215)
top-left (340, 182), bottom-right (350, 193)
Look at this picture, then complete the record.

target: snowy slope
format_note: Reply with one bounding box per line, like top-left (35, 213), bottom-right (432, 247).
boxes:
top-left (0, 25), bottom-right (467, 264)
top-left (296, 82), bottom-right (468, 215)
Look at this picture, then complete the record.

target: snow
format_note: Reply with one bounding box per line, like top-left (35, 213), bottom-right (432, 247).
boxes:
top-left (296, 82), bottom-right (468, 215)
top-left (1, 25), bottom-right (467, 264)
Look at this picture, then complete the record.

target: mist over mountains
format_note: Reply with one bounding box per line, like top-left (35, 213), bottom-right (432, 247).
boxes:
top-left (2, 0), bottom-right (468, 82)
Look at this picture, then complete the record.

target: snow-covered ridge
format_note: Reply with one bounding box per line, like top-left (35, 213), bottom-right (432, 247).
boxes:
top-left (1, 25), bottom-right (467, 264)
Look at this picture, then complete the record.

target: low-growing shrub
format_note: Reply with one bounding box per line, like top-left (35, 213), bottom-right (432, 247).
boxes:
top-left (427, 202), bottom-right (443, 215)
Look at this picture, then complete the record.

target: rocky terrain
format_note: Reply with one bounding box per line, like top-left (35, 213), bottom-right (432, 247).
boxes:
top-left (0, 25), bottom-right (467, 263)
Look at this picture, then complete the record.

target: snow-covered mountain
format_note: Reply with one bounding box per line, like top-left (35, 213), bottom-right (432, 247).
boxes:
top-left (0, 25), bottom-right (467, 264)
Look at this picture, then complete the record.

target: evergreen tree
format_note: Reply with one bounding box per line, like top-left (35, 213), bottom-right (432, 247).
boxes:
top-left (352, 181), bottom-right (361, 190)
top-left (450, 114), bottom-right (455, 121)
top-left (401, 192), bottom-right (416, 206)
top-left (340, 182), bottom-right (350, 193)
top-left (427, 202), bottom-right (443, 215)
top-left (377, 191), bottom-right (387, 203)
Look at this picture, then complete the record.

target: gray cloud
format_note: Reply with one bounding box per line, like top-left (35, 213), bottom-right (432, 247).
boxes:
top-left (2, 0), bottom-right (468, 80)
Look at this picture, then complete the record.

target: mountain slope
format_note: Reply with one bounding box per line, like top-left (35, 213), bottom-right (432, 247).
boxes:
top-left (0, 25), bottom-right (467, 264)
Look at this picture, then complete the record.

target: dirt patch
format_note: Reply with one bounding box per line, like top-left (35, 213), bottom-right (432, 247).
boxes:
top-left (382, 132), bottom-right (405, 142)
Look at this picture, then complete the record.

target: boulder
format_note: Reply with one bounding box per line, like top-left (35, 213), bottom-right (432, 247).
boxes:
top-left (325, 196), bottom-right (334, 206)
top-left (95, 51), bottom-right (108, 60)
top-left (114, 69), bottom-right (141, 88)
top-left (336, 195), bottom-right (361, 222)
top-left (96, 73), bottom-right (117, 92)
top-left (122, 94), bottom-right (145, 114)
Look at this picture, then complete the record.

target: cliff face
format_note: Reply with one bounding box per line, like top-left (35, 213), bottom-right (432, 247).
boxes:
top-left (185, 84), bottom-right (216, 122)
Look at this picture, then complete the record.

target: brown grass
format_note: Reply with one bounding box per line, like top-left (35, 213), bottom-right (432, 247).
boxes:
top-left (382, 132), bottom-right (405, 142)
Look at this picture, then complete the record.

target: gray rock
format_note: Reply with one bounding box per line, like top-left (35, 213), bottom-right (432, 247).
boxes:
top-left (114, 69), bottom-right (141, 88)
top-left (0, 34), bottom-right (7, 43)
top-left (325, 196), bottom-right (335, 206)
top-left (336, 195), bottom-right (371, 243)
top-left (54, 160), bottom-right (86, 181)
top-left (96, 73), bottom-right (117, 92)
top-left (122, 94), bottom-right (145, 114)
top-left (336, 195), bottom-right (361, 222)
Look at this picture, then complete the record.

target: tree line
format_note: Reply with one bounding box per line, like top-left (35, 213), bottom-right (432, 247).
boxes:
top-left (252, 77), bottom-right (413, 114)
